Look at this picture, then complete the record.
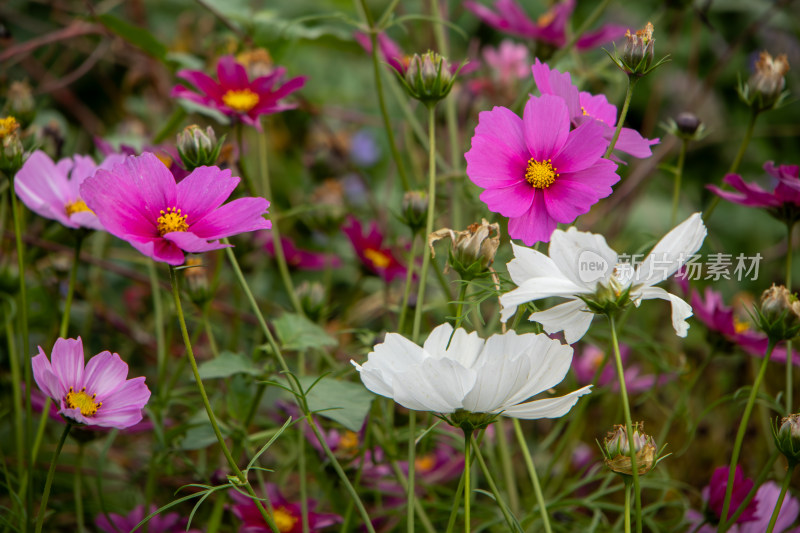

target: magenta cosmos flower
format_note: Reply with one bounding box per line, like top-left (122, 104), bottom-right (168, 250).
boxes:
top-left (465, 0), bottom-right (626, 51)
top-left (708, 162), bottom-right (800, 220)
top-left (263, 235), bottom-right (342, 271)
top-left (80, 153), bottom-right (270, 266)
top-left (532, 59), bottom-right (658, 159)
top-left (14, 150), bottom-right (125, 231)
top-left (95, 505), bottom-right (202, 533)
top-left (465, 93), bottom-right (619, 244)
top-left (172, 55), bottom-right (306, 131)
top-left (231, 484), bottom-right (342, 532)
top-left (32, 337), bottom-right (150, 428)
top-left (342, 216), bottom-right (407, 282)
top-left (684, 466), bottom-right (761, 531)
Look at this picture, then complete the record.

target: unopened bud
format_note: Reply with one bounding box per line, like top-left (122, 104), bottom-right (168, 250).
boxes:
top-left (755, 284), bottom-right (800, 342)
top-left (749, 51), bottom-right (789, 100)
top-left (623, 22), bottom-right (654, 72)
top-left (401, 190), bottom-right (428, 233)
top-left (676, 113), bottom-right (700, 135)
top-left (5, 81), bottom-right (35, 127)
top-left (398, 51), bottom-right (461, 105)
top-left (176, 125), bottom-right (223, 171)
top-left (774, 414), bottom-right (800, 466)
top-left (603, 422), bottom-right (658, 476)
top-left (0, 116), bottom-right (25, 175)
top-left (428, 219), bottom-right (500, 280)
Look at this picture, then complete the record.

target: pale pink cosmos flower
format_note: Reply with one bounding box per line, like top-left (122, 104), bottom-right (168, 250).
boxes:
top-left (14, 150), bottom-right (126, 231)
top-left (532, 59), bottom-right (659, 159)
top-left (482, 40), bottom-right (530, 84)
top-left (80, 153), bottom-right (270, 266)
top-left (465, 93), bottom-right (619, 244)
top-left (32, 337), bottom-right (150, 429)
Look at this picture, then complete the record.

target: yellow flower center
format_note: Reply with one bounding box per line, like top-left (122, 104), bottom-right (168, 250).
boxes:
top-left (590, 351), bottom-right (605, 372)
top-left (537, 8), bottom-right (556, 27)
top-left (415, 453), bottom-right (436, 473)
top-left (65, 199), bottom-right (93, 217)
top-left (338, 430), bottom-right (359, 453)
top-left (524, 158), bottom-right (558, 189)
top-left (0, 116), bottom-right (20, 138)
top-left (65, 386), bottom-right (102, 416)
top-left (273, 507), bottom-right (298, 532)
top-left (734, 318), bottom-right (750, 334)
top-left (364, 248), bottom-right (391, 269)
top-left (157, 207), bottom-right (189, 236)
top-left (155, 152), bottom-right (174, 169)
top-left (222, 89), bottom-right (260, 112)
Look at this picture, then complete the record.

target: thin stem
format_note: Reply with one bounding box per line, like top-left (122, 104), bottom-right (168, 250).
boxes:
top-left (671, 139), bottom-right (688, 227)
top-left (412, 105), bottom-right (438, 342)
top-left (511, 419), bottom-right (552, 533)
top-left (74, 444), bottom-right (85, 533)
top-left (5, 306), bottom-right (24, 505)
top-left (359, 0), bottom-right (411, 191)
top-left (147, 262), bottom-right (168, 403)
top-left (257, 127), bottom-right (304, 315)
top-left (624, 479), bottom-right (632, 533)
top-left (766, 465), bottom-right (795, 533)
top-left (202, 309), bottom-right (220, 358)
top-left (168, 266), bottom-right (279, 533)
top-left (397, 234), bottom-right (418, 334)
top-left (720, 449), bottom-right (780, 530)
top-left (718, 340), bottom-right (777, 530)
top-left (471, 435), bottom-right (519, 532)
top-left (235, 123), bottom-right (258, 196)
top-left (787, 221), bottom-right (794, 413)
top-left (605, 79), bottom-right (637, 159)
top-left (609, 315), bottom-right (642, 533)
top-left (494, 419), bottom-right (519, 514)
top-left (60, 234), bottom-right (84, 338)
top-left (407, 411), bottom-right (416, 533)
top-left (464, 430), bottom-right (472, 533)
top-left (34, 423), bottom-right (71, 533)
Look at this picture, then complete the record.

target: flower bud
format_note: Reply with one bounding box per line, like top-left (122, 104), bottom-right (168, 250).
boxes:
top-left (623, 22), bottom-right (654, 72)
top-left (676, 112), bottom-right (700, 135)
top-left (176, 125), bottom-right (224, 171)
top-left (603, 422), bottom-right (658, 476)
top-left (5, 81), bottom-right (35, 127)
top-left (297, 281), bottom-right (326, 321)
top-left (400, 190), bottom-right (428, 233)
top-left (754, 284), bottom-right (800, 342)
top-left (398, 51), bottom-right (461, 105)
top-left (774, 414), bottom-right (800, 466)
top-left (428, 219), bottom-right (500, 281)
top-left (0, 116), bottom-right (25, 175)
top-left (749, 52), bottom-right (789, 100)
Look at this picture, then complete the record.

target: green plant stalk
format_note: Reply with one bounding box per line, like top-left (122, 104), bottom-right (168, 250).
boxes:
top-left (407, 411), bottom-right (416, 533)
top-left (34, 423), bottom-right (71, 533)
top-left (511, 418), bottom-right (553, 533)
top-left (74, 443), bottom-right (85, 533)
top-left (60, 234), bottom-right (84, 338)
top-left (359, 0), bottom-right (411, 191)
top-left (471, 435), bottom-right (519, 531)
top-left (609, 315), bottom-right (642, 533)
top-left (671, 139), bottom-right (688, 226)
top-left (720, 449), bottom-right (779, 530)
top-left (717, 340), bottom-right (777, 530)
top-left (398, 235), bottom-right (418, 333)
top-left (464, 430), bottom-right (472, 533)
top-left (786, 221), bottom-right (794, 412)
top-left (766, 464), bottom-right (795, 533)
top-left (168, 265), bottom-right (280, 533)
top-left (235, 123), bottom-right (258, 196)
top-left (624, 479), bottom-right (632, 533)
top-left (147, 262), bottom-right (168, 403)
top-left (202, 309), bottom-right (220, 358)
top-left (494, 419), bottom-right (519, 514)
top-left (298, 350), bottom-right (309, 533)
top-left (445, 468), bottom-right (466, 533)
top-left (605, 79), bottom-right (637, 159)
top-left (257, 127), bottom-right (304, 316)
top-left (5, 308), bottom-right (24, 509)
top-left (412, 105), bottom-right (438, 341)
top-left (385, 460), bottom-right (436, 533)
top-left (221, 245), bottom-right (376, 532)
top-left (704, 109), bottom-right (759, 219)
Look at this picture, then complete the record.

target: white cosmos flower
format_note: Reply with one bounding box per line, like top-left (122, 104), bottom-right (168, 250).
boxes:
top-left (499, 213), bottom-right (707, 344)
top-left (351, 323), bottom-right (591, 420)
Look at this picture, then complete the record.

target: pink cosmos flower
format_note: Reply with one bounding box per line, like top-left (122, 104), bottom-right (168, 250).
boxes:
top-left (342, 216), bottom-right (407, 282)
top-left (262, 235), bottom-right (341, 271)
top-left (14, 150), bottom-right (126, 231)
top-left (532, 59), bottom-right (659, 159)
top-left (573, 344), bottom-right (672, 394)
top-left (230, 484), bottom-right (342, 532)
top-left (690, 287), bottom-right (796, 365)
top-left (31, 337), bottom-right (150, 429)
top-left (95, 505), bottom-right (202, 533)
top-left (465, 93), bottom-right (619, 244)
top-left (80, 153), bottom-right (270, 266)
top-left (464, 0), bottom-right (626, 51)
top-left (353, 31), bottom-right (477, 77)
top-left (172, 55), bottom-right (306, 131)
top-left (707, 162), bottom-right (800, 216)
top-left (482, 40), bottom-right (530, 83)
top-left (706, 466), bottom-right (759, 525)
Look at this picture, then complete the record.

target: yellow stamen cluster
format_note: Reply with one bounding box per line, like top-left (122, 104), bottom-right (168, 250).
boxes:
top-left (222, 89), bottom-right (260, 112)
top-left (0, 116), bottom-right (20, 138)
top-left (65, 386), bottom-right (102, 416)
top-left (273, 507), bottom-right (298, 532)
top-left (65, 199), bottom-right (93, 217)
top-left (157, 207), bottom-right (189, 236)
top-left (338, 430), bottom-right (359, 453)
top-left (364, 248), bottom-right (391, 269)
top-left (524, 158), bottom-right (558, 189)
top-left (415, 453), bottom-right (436, 473)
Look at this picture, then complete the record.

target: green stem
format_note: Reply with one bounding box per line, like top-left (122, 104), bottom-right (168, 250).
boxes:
top-left (511, 419), bottom-right (552, 533)
top-left (359, 0), bottom-right (411, 191)
top-left (464, 430), bottom-right (472, 533)
top-left (5, 304), bottom-right (24, 507)
top-left (168, 266), bottom-right (279, 533)
top-left (202, 309), bottom-right (220, 358)
top-left (34, 423), bottom-right (71, 533)
top-left (787, 221), bottom-right (794, 413)
top-left (609, 315), bottom-right (642, 533)
top-left (718, 340), bottom-right (777, 530)
top-left (407, 411), bottom-right (416, 533)
top-left (494, 419), bottom-right (519, 514)
top-left (257, 127), bottom-right (304, 315)
top-left (671, 139), bottom-right (688, 227)
top-left (147, 261), bottom-right (168, 404)
top-left (60, 234), bottom-right (84, 338)
top-left (471, 435), bottom-right (519, 532)
top-left (74, 444), bottom-right (85, 533)
top-left (453, 282), bottom-right (468, 331)
top-left (765, 465), bottom-right (795, 533)
top-left (397, 234), bottom-right (418, 334)
top-left (605, 79), bottom-right (637, 159)
top-left (624, 479), bottom-right (632, 533)
top-left (298, 351), bottom-right (309, 533)
top-left (412, 105), bottom-right (437, 342)
top-left (235, 123), bottom-right (258, 197)
top-left (720, 449), bottom-right (779, 530)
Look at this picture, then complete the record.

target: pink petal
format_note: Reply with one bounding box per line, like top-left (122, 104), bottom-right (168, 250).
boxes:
top-left (576, 24), bottom-right (627, 50)
top-left (127, 235), bottom-right (186, 265)
top-left (162, 231), bottom-right (231, 253)
top-left (99, 377), bottom-right (150, 414)
top-left (578, 92), bottom-right (617, 126)
top-left (189, 197), bottom-right (271, 240)
top-left (544, 160), bottom-right (619, 223)
top-left (50, 337), bottom-right (85, 393)
top-left (707, 174), bottom-right (781, 208)
top-left (552, 118), bottom-right (609, 173)
top-left (479, 180), bottom-right (535, 217)
top-left (473, 106), bottom-right (527, 155)
top-left (82, 351), bottom-right (130, 400)
top-left (216, 55), bottom-right (249, 88)
top-left (507, 191), bottom-right (557, 245)
top-left (612, 127), bottom-right (658, 158)
top-left (14, 151), bottom-right (75, 228)
top-left (176, 166), bottom-right (239, 223)
top-left (531, 59), bottom-right (581, 119)
top-left (176, 69), bottom-right (224, 99)
top-left (523, 94), bottom-right (570, 160)
top-left (32, 349), bottom-right (63, 400)
top-left (466, 116), bottom-right (529, 188)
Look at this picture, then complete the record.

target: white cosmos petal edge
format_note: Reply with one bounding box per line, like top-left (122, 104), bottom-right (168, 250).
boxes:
top-left (499, 213), bottom-right (707, 343)
top-left (351, 323), bottom-right (592, 419)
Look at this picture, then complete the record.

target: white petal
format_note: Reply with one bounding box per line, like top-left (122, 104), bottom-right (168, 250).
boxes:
top-left (391, 358), bottom-right (477, 413)
top-left (500, 335), bottom-right (576, 406)
top-left (529, 299), bottom-right (594, 344)
top-left (634, 212), bottom-right (707, 286)
top-left (549, 227), bottom-right (618, 290)
top-left (507, 242), bottom-right (565, 285)
top-left (499, 385), bottom-right (593, 419)
top-left (499, 277), bottom-right (584, 322)
top-left (635, 286), bottom-right (693, 337)
top-left (422, 323), bottom-right (485, 369)
top-left (352, 362), bottom-right (395, 399)
top-left (361, 333), bottom-right (426, 377)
